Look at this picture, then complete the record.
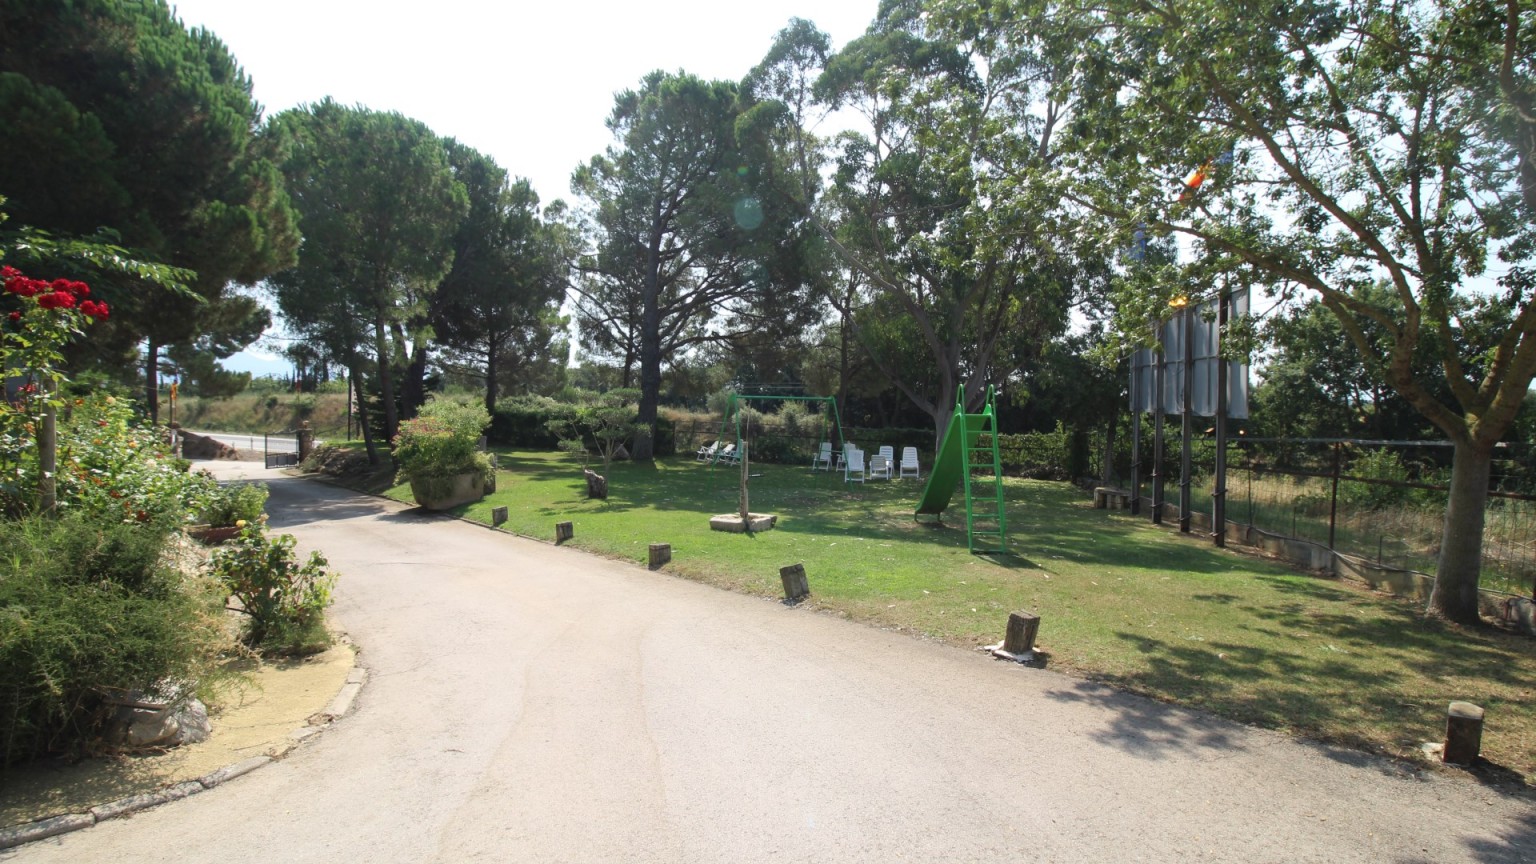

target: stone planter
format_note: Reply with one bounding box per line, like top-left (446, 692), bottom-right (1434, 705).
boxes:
top-left (410, 472), bottom-right (486, 511)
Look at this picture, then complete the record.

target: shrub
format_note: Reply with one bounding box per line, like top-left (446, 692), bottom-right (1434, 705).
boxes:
top-left (197, 481), bottom-right (268, 527)
top-left (393, 396), bottom-right (493, 486)
top-left (488, 395), bottom-right (577, 448)
top-left (1, 394), bottom-right (218, 525)
top-left (209, 525), bottom-right (335, 655)
top-left (0, 514), bottom-right (232, 766)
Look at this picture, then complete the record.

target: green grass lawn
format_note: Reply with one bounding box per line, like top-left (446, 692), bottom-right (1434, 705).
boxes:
top-left (378, 449), bottom-right (1536, 783)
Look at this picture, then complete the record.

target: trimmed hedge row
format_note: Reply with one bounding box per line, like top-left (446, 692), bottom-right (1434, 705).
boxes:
top-left (489, 396), bottom-right (675, 457)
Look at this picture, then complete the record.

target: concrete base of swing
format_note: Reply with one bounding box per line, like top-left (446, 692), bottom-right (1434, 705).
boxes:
top-left (709, 513), bottom-right (778, 533)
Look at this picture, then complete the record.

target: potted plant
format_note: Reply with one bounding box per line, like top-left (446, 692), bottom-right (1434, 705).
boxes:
top-left (394, 396), bottom-right (494, 510)
top-left (189, 480), bottom-right (269, 544)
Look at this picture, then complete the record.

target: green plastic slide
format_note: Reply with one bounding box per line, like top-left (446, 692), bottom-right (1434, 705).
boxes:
top-left (914, 411), bottom-right (981, 516)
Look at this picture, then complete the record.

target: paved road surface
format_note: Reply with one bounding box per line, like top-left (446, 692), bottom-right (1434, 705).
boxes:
top-left (15, 462), bottom-right (1532, 863)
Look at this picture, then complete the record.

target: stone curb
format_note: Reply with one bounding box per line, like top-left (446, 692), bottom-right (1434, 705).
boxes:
top-left (0, 643), bottom-right (365, 851)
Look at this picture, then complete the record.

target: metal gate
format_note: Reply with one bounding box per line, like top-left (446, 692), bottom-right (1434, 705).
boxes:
top-left (264, 430), bottom-right (299, 469)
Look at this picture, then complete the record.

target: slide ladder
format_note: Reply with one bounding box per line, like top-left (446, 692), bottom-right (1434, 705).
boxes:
top-left (914, 385), bottom-right (1007, 554)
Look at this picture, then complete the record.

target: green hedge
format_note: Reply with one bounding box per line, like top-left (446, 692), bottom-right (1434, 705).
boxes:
top-left (490, 396), bottom-right (674, 457)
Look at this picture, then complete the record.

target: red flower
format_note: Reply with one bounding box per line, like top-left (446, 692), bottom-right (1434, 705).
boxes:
top-left (91, 301), bottom-right (109, 321)
top-left (68, 281), bottom-right (89, 297)
top-left (6, 311), bottom-right (18, 323)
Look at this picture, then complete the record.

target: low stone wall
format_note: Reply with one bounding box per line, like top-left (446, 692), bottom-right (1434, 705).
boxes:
top-left (1129, 495), bottom-right (1532, 633)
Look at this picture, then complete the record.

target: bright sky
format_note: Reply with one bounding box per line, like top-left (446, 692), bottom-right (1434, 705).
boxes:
top-left (175, 0), bottom-right (876, 227)
top-left (169, 0), bottom-right (878, 374)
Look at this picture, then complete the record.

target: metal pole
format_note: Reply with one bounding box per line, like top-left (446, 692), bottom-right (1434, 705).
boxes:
top-left (1131, 400), bottom-right (1142, 516)
top-left (1328, 441), bottom-right (1342, 550)
top-left (1213, 290), bottom-right (1229, 548)
top-left (1153, 329), bottom-right (1166, 525)
top-left (1180, 304), bottom-right (1194, 534)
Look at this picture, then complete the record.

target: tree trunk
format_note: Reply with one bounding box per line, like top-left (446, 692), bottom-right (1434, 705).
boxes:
top-left (351, 359), bottom-right (380, 465)
top-left (632, 238), bottom-right (664, 462)
top-left (402, 337), bottom-right (428, 420)
top-left (1428, 440), bottom-right (1492, 624)
top-left (373, 316), bottom-right (399, 443)
top-left (484, 332), bottom-right (501, 414)
top-left (144, 337), bottom-right (160, 424)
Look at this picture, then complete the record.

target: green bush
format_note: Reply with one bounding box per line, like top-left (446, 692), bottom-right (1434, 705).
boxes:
top-left (393, 396), bottom-right (493, 485)
top-left (0, 394), bottom-right (216, 524)
top-left (197, 481), bottom-right (268, 527)
top-left (0, 515), bottom-right (232, 766)
top-left (489, 395), bottom-right (577, 448)
top-left (209, 525), bottom-right (335, 655)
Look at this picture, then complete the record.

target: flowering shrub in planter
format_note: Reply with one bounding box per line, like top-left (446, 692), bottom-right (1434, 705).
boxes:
top-left (393, 396), bottom-right (493, 510)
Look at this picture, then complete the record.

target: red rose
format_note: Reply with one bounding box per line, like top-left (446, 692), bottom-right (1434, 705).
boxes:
top-left (69, 281), bottom-right (89, 297)
top-left (6, 311), bottom-right (18, 322)
top-left (51, 291), bottom-right (75, 309)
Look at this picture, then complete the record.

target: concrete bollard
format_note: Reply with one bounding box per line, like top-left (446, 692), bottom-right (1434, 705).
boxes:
top-left (648, 543), bottom-right (671, 569)
top-left (1443, 701), bottom-right (1485, 765)
top-left (1004, 611), bottom-right (1041, 655)
top-left (780, 563), bottom-right (809, 601)
top-left (555, 521), bottom-right (573, 543)
top-left (491, 506), bottom-right (508, 527)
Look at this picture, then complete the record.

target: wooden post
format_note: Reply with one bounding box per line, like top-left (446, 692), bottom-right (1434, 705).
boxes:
top-left (491, 506), bottom-right (508, 527)
top-left (780, 563), bottom-right (809, 601)
top-left (1443, 701), bottom-right (1484, 765)
top-left (555, 521), bottom-right (573, 543)
top-left (583, 469), bottom-right (608, 500)
top-left (1004, 611), bottom-right (1041, 655)
top-left (648, 543), bottom-right (671, 569)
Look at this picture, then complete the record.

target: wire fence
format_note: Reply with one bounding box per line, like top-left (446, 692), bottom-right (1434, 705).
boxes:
top-left (1149, 437), bottom-right (1536, 597)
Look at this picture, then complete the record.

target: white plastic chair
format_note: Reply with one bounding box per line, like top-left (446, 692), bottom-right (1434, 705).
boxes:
top-left (900, 446), bottom-right (920, 479)
top-left (696, 441), bottom-right (718, 462)
top-left (714, 443), bottom-right (736, 465)
top-left (845, 448), bottom-right (866, 483)
top-left (834, 442), bottom-right (854, 473)
top-left (877, 446), bottom-right (895, 480)
top-left (869, 453), bottom-right (892, 480)
top-left (811, 441), bottom-right (832, 471)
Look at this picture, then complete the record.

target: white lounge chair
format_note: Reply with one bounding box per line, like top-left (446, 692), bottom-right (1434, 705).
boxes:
top-left (900, 446), bottom-right (920, 479)
top-left (811, 441), bottom-right (832, 471)
top-left (696, 441), bottom-right (719, 462)
top-left (714, 443), bottom-right (736, 465)
top-left (876, 446), bottom-right (895, 480)
top-left (845, 448), bottom-right (866, 483)
top-left (721, 442), bottom-right (745, 465)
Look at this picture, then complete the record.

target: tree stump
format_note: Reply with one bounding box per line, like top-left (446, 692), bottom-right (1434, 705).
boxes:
top-left (555, 521), bottom-right (573, 543)
top-left (648, 543), bottom-right (671, 569)
top-left (780, 563), bottom-right (809, 601)
top-left (1443, 701), bottom-right (1484, 765)
top-left (1004, 611), bottom-right (1041, 654)
top-left (584, 469), bottom-right (608, 500)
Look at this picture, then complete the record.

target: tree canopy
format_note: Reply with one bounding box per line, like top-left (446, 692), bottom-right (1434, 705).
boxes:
top-left (268, 100), bottom-right (467, 459)
top-left (909, 0), bottom-right (1535, 621)
top-left (0, 0), bottom-right (299, 413)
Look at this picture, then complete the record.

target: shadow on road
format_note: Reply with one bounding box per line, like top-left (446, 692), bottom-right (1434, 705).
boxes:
top-left (1043, 680), bottom-right (1243, 760)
